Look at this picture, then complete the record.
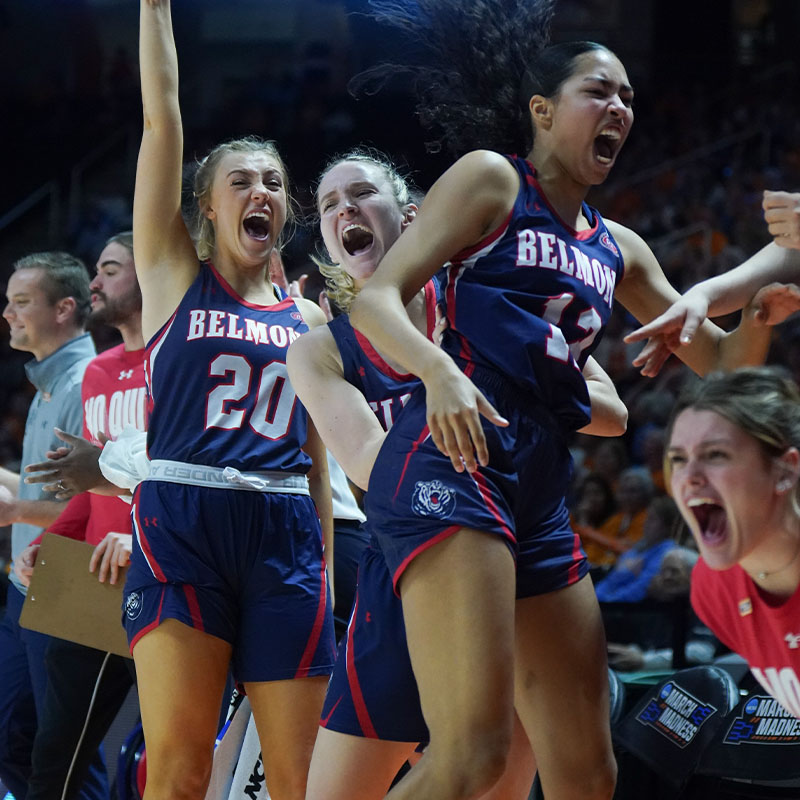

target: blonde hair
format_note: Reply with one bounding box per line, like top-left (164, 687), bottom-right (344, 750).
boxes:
top-left (312, 148), bottom-right (417, 313)
top-left (192, 136), bottom-right (295, 262)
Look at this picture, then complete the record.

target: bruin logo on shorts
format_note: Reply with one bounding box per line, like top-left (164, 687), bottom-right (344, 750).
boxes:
top-left (125, 591), bottom-right (143, 621)
top-left (411, 480), bottom-right (457, 519)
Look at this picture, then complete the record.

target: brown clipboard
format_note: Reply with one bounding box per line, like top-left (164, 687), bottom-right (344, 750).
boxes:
top-left (19, 532), bottom-right (131, 658)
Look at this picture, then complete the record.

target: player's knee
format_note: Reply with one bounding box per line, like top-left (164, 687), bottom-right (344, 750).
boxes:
top-left (550, 753), bottom-right (616, 800)
top-left (142, 745), bottom-right (213, 800)
top-left (262, 765), bottom-right (308, 800)
top-left (438, 727), bottom-right (511, 798)
top-left (582, 755), bottom-right (617, 800)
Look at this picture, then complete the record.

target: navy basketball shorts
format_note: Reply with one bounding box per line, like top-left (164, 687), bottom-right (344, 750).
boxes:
top-left (366, 366), bottom-right (588, 598)
top-left (320, 541), bottom-right (428, 743)
top-left (123, 480), bottom-right (336, 683)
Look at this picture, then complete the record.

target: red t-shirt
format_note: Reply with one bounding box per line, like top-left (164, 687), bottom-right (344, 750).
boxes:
top-left (692, 557), bottom-right (800, 718)
top-left (41, 344), bottom-right (146, 546)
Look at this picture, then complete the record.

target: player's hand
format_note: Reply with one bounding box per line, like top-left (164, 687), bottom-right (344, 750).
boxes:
top-left (625, 286), bottom-right (710, 352)
top-left (24, 429), bottom-right (106, 499)
top-left (629, 334), bottom-right (680, 377)
top-left (424, 362), bottom-right (508, 474)
top-left (763, 190), bottom-right (800, 249)
top-left (746, 282), bottom-right (800, 326)
top-left (14, 543), bottom-right (40, 587)
top-left (89, 532), bottom-right (133, 585)
top-left (288, 274), bottom-right (308, 300)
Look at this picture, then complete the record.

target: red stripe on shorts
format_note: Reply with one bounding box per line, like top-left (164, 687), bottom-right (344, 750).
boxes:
top-left (392, 425), bottom-right (430, 503)
top-left (294, 557), bottom-right (329, 678)
top-left (567, 529), bottom-right (583, 585)
top-left (345, 594), bottom-right (379, 738)
top-left (183, 584), bottom-right (205, 632)
top-left (132, 502), bottom-right (167, 583)
top-left (392, 524), bottom-right (461, 594)
top-left (129, 585), bottom-right (166, 653)
top-left (471, 469), bottom-right (516, 544)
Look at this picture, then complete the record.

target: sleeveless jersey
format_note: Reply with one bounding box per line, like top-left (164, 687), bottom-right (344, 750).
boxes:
top-left (144, 263), bottom-right (310, 473)
top-left (440, 155), bottom-right (625, 430)
top-left (327, 278), bottom-right (440, 430)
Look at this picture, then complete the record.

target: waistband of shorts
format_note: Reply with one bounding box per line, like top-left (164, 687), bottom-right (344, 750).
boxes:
top-left (147, 460), bottom-right (310, 494)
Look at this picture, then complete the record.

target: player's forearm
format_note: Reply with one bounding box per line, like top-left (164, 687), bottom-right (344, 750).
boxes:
top-left (702, 242), bottom-right (800, 317)
top-left (11, 499), bottom-right (66, 529)
top-left (715, 303), bottom-right (772, 372)
top-left (579, 365), bottom-right (628, 437)
top-left (139, 0), bottom-right (181, 132)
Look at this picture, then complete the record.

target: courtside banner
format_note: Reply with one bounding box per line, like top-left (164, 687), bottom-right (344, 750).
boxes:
top-left (697, 693), bottom-right (800, 782)
top-left (615, 667), bottom-right (739, 790)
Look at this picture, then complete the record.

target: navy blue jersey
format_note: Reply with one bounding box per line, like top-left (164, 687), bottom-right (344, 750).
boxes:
top-left (328, 279), bottom-right (440, 430)
top-left (144, 263), bottom-right (311, 473)
top-left (440, 155), bottom-right (624, 430)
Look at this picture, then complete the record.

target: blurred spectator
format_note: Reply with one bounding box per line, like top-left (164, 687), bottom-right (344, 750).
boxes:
top-left (571, 472), bottom-right (616, 533)
top-left (585, 438), bottom-right (628, 491)
top-left (595, 496), bottom-right (683, 603)
top-left (582, 466), bottom-right (656, 569)
top-left (605, 547), bottom-right (719, 672)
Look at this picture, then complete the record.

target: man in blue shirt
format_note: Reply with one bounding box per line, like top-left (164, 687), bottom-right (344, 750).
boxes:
top-left (0, 251), bottom-right (98, 800)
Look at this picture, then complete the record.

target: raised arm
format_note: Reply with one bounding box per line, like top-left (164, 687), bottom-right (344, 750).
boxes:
top-left (287, 327), bottom-right (389, 491)
top-left (610, 221), bottom-right (772, 377)
top-left (624, 241), bottom-right (800, 349)
top-left (134, 0), bottom-right (199, 340)
top-left (350, 150), bottom-right (516, 473)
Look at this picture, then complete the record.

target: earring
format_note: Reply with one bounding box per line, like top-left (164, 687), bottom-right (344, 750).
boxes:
top-left (778, 478), bottom-right (793, 493)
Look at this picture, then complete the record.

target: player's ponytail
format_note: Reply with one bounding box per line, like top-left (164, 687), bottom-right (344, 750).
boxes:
top-left (349, 0), bottom-right (554, 156)
top-left (351, 1), bottom-right (614, 159)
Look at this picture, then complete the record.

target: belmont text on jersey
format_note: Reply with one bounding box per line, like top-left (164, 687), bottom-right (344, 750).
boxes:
top-left (368, 393), bottom-right (412, 431)
top-left (515, 229), bottom-right (617, 307)
top-left (186, 309), bottom-right (302, 349)
top-left (440, 155), bottom-right (625, 431)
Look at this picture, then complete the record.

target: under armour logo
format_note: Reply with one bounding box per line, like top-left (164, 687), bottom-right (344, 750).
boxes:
top-left (785, 632), bottom-right (800, 650)
top-left (365, 611), bottom-right (372, 623)
top-left (118, 369), bottom-right (134, 380)
top-left (143, 517), bottom-right (158, 527)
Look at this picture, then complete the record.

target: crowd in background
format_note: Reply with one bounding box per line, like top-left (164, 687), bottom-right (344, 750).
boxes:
top-left (2, 10), bottom-right (800, 668)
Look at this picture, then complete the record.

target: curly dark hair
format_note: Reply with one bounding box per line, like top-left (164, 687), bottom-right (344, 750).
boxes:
top-left (351, 0), bottom-right (610, 157)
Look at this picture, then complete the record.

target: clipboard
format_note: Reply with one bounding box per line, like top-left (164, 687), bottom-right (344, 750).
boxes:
top-left (19, 532), bottom-right (131, 658)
